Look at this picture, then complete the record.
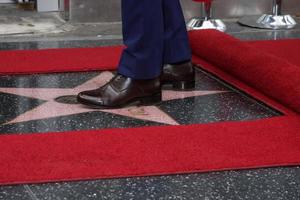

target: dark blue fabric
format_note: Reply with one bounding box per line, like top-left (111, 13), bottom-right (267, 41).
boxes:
top-left (118, 0), bottom-right (191, 79)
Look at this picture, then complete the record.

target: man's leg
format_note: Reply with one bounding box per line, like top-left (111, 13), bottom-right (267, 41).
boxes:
top-left (160, 0), bottom-right (195, 90)
top-left (118, 0), bottom-right (164, 80)
top-left (162, 0), bottom-right (191, 64)
top-left (77, 0), bottom-right (193, 107)
top-left (77, 0), bottom-right (163, 108)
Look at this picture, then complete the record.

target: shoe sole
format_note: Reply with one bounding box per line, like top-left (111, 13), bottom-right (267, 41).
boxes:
top-left (163, 80), bottom-right (196, 91)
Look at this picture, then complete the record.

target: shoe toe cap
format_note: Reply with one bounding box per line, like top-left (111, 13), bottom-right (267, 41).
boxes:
top-left (77, 92), bottom-right (104, 106)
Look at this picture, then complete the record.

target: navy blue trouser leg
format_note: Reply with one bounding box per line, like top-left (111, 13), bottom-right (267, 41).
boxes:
top-left (118, 0), bottom-right (191, 79)
top-left (162, 0), bottom-right (191, 64)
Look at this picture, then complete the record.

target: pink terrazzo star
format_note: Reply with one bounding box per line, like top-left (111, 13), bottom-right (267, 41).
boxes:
top-left (0, 71), bottom-right (227, 125)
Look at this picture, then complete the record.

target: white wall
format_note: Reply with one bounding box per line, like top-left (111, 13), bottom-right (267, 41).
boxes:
top-left (37, 0), bottom-right (59, 12)
top-left (0, 0), bottom-right (15, 3)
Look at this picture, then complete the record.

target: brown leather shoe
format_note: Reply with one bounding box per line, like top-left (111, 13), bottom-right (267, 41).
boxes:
top-left (77, 74), bottom-right (161, 108)
top-left (161, 61), bottom-right (195, 90)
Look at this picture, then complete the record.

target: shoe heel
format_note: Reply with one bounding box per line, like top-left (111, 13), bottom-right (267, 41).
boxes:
top-left (173, 81), bottom-right (195, 90)
top-left (140, 93), bottom-right (162, 105)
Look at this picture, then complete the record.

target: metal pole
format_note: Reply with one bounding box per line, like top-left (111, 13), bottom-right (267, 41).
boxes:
top-left (272, 0), bottom-right (282, 16)
top-left (204, 2), bottom-right (212, 20)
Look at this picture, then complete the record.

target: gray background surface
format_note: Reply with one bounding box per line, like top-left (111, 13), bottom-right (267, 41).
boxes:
top-left (64, 0), bottom-right (300, 22)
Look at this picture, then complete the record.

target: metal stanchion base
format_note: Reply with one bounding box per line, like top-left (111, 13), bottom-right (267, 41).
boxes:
top-left (238, 15), bottom-right (297, 30)
top-left (187, 18), bottom-right (226, 32)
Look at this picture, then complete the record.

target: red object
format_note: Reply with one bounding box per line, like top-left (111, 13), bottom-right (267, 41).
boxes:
top-left (246, 39), bottom-right (300, 67)
top-left (0, 46), bottom-right (123, 75)
top-left (189, 30), bottom-right (300, 114)
top-left (0, 116), bottom-right (300, 186)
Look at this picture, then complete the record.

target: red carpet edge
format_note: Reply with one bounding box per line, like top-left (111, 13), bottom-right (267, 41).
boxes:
top-left (0, 116), bottom-right (300, 186)
top-left (188, 30), bottom-right (300, 114)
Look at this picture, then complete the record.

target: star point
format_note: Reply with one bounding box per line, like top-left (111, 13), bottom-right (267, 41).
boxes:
top-left (0, 72), bottom-right (228, 126)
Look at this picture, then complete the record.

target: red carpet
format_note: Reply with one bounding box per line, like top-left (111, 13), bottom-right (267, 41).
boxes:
top-left (0, 46), bottom-right (123, 74)
top-left (188, 30), bottom-right (300, 114)
top-left (245, 39), bottom-right (300, 67)
top-left (1, 116), bottom-right (300, 186)
top-left (0, 30), bottom-right (300, 185)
